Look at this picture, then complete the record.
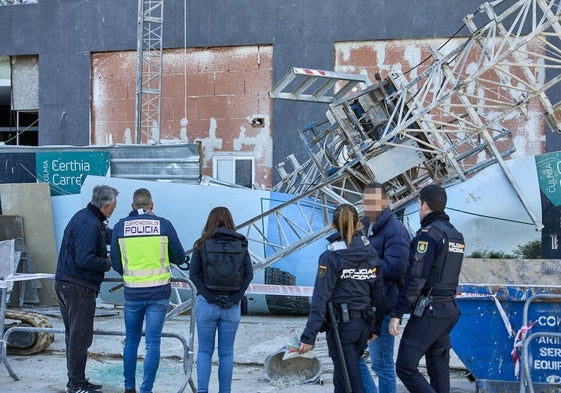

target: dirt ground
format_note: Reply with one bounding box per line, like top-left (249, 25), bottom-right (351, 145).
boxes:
top-left (0, 306), bottom-right (476, 393)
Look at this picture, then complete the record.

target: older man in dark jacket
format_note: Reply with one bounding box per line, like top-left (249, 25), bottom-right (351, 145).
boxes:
top-left (55, 184), bottom-right (119, 393)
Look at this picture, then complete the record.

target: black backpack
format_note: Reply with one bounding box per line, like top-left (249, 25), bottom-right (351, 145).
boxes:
top-left (203, 236), bottom-right (245, 292)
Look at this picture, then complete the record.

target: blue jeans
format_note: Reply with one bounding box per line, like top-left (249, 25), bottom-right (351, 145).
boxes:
top-left (195, 296), bottom-right (241, 393)
top-left (123, 298), bottom-right (168, 393)
top-left (360, 356), bottom-right (378, 393)
top-left (368, 315), bottom-right (397, 393)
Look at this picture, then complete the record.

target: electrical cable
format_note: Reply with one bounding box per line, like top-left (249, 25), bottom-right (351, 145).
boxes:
top-left (2, 118), bottom-right (37, 145)
top-left (402, 205), bottom-right (535, 226)
top-left (404, 7), bottom-right (481, 76)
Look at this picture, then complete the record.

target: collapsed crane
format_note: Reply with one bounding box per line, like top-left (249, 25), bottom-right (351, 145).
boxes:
top-left (232, 0), bottom-right (561, 275)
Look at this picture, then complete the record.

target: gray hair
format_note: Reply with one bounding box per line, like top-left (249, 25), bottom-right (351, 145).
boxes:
top-left (90, 185), bottom-right (119, 208)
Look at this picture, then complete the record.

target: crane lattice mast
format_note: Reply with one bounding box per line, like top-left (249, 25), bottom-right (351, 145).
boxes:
top-left (135, 0), bottom-right (164, 144)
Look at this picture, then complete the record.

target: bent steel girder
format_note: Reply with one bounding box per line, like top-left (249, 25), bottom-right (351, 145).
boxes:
top-left (183, 172), bottom-right (366, 275)
top-left (363, 0), bottom-right (561, 226)
top-left (238, 172), bottom-right (365, 272)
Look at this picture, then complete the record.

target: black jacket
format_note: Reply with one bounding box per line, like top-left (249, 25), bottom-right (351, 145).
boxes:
top-left (189, 228), bottom-right (253, 305)
top-left (300, 231), bottom-right (385, 346)
top-left (391, 211), bottom-right (464, 318)
top-left (55, 203), bottom-right (111, 291)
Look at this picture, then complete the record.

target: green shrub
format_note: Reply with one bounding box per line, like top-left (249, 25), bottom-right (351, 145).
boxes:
top-left (467, 239), bottom-right (542, 259)
top-left (466, 249), bottom-right (512, 258)
top-left (512, 239), bottom-right (542, 259)
top-left (467, 250), bottom-right (488, 258)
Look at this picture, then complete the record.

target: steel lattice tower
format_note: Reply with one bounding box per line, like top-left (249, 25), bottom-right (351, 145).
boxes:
top-left (135, 0), bottom-right (164, 144)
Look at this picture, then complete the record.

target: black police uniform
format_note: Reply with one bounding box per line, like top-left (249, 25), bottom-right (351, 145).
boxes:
top-left (301, 232), bottom-right (385, 393)
top-left (391, 211), bottom-right (465, 393)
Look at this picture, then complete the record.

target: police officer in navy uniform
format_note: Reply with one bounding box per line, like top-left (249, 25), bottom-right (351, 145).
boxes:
top-left (296, 204), bottom-right (385, 393)
top-left (389, 184), bottom-right (465, 393)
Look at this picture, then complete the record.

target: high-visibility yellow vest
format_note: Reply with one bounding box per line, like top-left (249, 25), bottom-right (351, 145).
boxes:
top-left (118, 235), bottom-right (171, 288)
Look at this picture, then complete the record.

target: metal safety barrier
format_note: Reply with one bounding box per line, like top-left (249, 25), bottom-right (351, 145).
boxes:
top-left (0, 273), bottom-right (197, 393)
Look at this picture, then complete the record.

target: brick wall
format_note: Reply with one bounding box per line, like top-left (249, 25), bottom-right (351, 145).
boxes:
top-left (91, 45), bottom-right (274, 187)
top-left (335, 38), bottom-right (547, 159)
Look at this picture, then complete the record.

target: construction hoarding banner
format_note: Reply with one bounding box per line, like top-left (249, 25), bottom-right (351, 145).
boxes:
top-left (36, 151), bottom-right (110, 196)
top-left (0, 149), bottom-right (110, 196)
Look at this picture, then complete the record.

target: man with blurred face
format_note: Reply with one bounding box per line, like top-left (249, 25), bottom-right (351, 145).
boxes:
top-left (359, 183), bottom-right (410, 393)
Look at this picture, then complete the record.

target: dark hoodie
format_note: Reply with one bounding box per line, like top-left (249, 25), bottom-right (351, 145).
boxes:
top-left (300, 232), bottom-right (385, 346)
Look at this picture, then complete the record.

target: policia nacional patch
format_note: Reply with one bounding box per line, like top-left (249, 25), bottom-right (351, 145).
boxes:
top-left (318, 265), bottom-right (327, 278)
top-left (417, 241), bottom-right (429, 253)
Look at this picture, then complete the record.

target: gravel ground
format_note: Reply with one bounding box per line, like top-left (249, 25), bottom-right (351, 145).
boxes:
top-left (1, 308), bottom-right (476, 393)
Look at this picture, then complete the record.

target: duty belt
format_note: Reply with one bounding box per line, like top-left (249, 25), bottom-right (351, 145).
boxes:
top-left (335, 308), bottom-right (365, 321)
top-left (333, 302), bottom-right (367, 320)
top-left (430, 295), bottom-right (456, 303)
top-left (348, 309), bottom-right (365, 319)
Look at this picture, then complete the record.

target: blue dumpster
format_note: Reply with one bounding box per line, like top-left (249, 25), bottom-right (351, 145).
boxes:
top-left (453, 284), bottom-right (561, 392)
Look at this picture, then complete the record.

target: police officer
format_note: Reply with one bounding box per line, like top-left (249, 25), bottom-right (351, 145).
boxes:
top-left (111, 188), bottom-right (185, 393)
top-left (297, 204), bottom-right (385, 393)
top-left (388, 184), bottom-right (465, 393)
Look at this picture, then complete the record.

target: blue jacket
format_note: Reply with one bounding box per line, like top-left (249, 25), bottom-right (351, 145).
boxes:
top-left (55, 203), bottom-right (111, 291)
top-left (111, 209), bottom-right (185, 301)
top-left (361, 207), bottom-right (410, 313)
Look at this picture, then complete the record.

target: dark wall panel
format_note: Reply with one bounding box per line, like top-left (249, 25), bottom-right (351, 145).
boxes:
top-left (38, 52), bottom-right (90, 146)
top-left (0, 153), bottom-right (36, 183)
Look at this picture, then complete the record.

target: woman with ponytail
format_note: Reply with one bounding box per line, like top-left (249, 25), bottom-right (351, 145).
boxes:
top-left (296, 204), bottom-right (385, 393)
